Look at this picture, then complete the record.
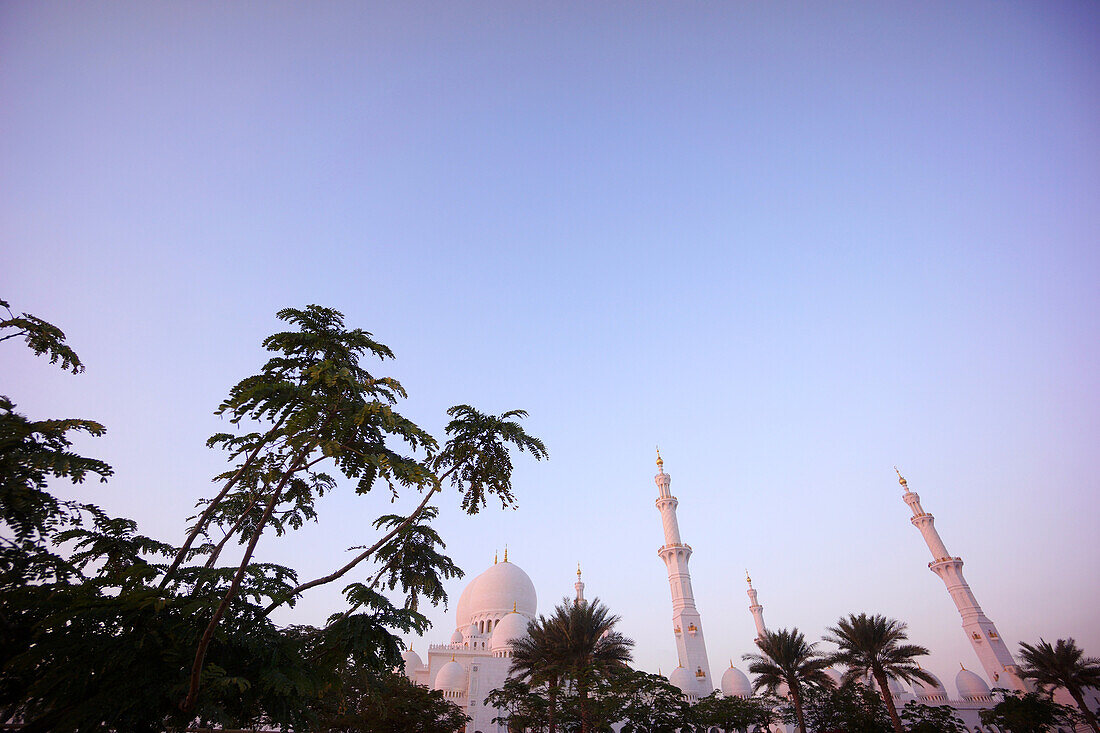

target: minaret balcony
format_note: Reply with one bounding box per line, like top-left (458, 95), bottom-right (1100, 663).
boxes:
top-left (658, 543), bottom-right (692, 553)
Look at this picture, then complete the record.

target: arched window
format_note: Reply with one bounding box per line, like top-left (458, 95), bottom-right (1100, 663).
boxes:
top-left (479, 620), bottom-right (484, 634)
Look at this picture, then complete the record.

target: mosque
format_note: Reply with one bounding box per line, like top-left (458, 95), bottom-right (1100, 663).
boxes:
top-left (399, 455), bottom-right (1095, 733)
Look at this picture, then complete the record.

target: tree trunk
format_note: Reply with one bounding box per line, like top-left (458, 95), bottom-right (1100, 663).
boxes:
top-left (872, 667), bottom-right (905, 733)
top-left (1068, 685), bottom-right (1100, 733)
top-left (548, 678), bottom-right (557, 733)
top-left (790, 682), bottom-right (808, 733)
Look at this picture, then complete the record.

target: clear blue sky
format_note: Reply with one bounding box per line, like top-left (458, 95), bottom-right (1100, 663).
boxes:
top-left (2, 2), bottom-right (1098, 684)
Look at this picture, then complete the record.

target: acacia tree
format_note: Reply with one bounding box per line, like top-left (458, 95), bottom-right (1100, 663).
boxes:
top-left (692, 690), bottom-right (774, 732)
top-left (158, 305), bottom-right (548, 710)
top-left (900, 700), bottom-right (966, 733)
top-left (980, 689), bottom-right (1078, 733)
top-left (824, 612), bottom-right (937, 733)
top-left (743, 627), bottom-right (833, 733)
top-left (788, 680), bottom-right (892, 733)
top-left (1017, 637), bottom-right (1100, 733)
top-left (0, 301), bottom-right (547, 730)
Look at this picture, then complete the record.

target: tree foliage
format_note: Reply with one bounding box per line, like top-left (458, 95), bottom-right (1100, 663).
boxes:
top-left (900, 700), bottom-right (966, 733)
top-left (692, 690), bottom-right (774, 732)
top-left (980, 689), bottom-right (1078, 733)
top-left (313, 667), bottom-right (468, 733)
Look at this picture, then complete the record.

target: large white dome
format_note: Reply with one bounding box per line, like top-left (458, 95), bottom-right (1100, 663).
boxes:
top-left (721, 665), bottom-right (752, 698)
top-left (455, 560), bottom-right (537, 629)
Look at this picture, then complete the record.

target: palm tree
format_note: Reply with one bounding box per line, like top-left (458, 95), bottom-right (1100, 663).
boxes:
top-left (824, 612), bottom-right (937, 733)
top-left (743, 627), bottom-right (833, 733)
top-left (1017, 637), bottom-right (1100, 733)
top-left (509, 597), bottom-right (634, 733)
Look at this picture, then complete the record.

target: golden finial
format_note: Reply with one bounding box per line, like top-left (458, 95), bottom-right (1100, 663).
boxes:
top-left (960, 662), bottom-right (966, 671)
top-left (730, 659), bottom-right (734, 668)
top-left (513, 601), bottom-right (517, 612)
top-left (504, 545), bottom-right (508, 562)
top-left (746, 569), bottom-right (752, 586)
top-left (894, 466), bottom-right (909, 490)
top-left (577, 562), bottom-right (582, 577)
top-left (494, 550), bottom-right (498, 564)
top-left (656, 446), bottom-right (663, 468)
top-left (451, 654), bottom-right (455, 662)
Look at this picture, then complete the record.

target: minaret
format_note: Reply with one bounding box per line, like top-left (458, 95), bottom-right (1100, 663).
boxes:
top-left (575, 563), bottom-right (585, 605)
top-left (896, 468), bottom-right (1027, 692)
top-left (746, 571), bottom-right (767, 641)
top-left (655, 450), bottom-right (713, 695)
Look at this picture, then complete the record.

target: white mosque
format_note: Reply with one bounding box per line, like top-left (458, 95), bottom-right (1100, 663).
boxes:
top-left (399, 454), bottom-right (1096, 733)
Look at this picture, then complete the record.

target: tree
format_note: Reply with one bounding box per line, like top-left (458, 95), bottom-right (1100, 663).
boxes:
top-left (507, 597), bottom-right (634, 733)
top-left (980, 689), bottom-right (1078, 733)
top-left (788, 679), bottom-right (892, 733)
top-left (603, 668), bottom-right (693, 733)
top-left (167, 305), bottom-right (548, 710)
top-left (1017, 637), bottom-right (1100, 733)
top-left (313, 667), bottom-right (468, 733)
top-left (743, 627), bottom-right (833, 733)
top-left (692, 690), bottom-right (774, 732)
top-left (900, 700), bottom-right (966, 733)
top-left (0, 301), bottom-right (547, 731)
top-left (824, 613), bottom-right (937, 733)
top-left (486, 677), bottom-right (553, 732)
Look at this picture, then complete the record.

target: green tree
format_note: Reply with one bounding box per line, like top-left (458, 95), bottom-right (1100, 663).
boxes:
top-left (784, 679), bottom-right (892, 733)
top-left (313, 667), bottom-right (468, 733)
top-left (743, 627), bottom-right (833, 733)
top-left (824, 613), bottom-right (937, 733)
top-left (603, 668), bottom-right (693, 733)
top-left (0, 301), bottom-right (547, 731)
top-left (692, 690), bottom-right (774, 732)
top-left (1017, 638), bottom-right (1100, 733)
top-left (486, 677), bottom-right (553, 732)
top-left (900, 700), bottom-right (966, 733)
top-left (507, 597), bottom-right (634, 733)
top-left (980, 689), bottom-right (1078, 733)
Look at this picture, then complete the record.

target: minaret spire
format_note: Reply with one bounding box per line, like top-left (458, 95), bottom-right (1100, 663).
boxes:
top-left (896, 468), bottom-right (1026, 692)
top-left (746, 571), bottom-right (768, 641)
top-left (575, 563), bottom-right (585, 605)
top-left (654, 452), bottom-right (713, 697)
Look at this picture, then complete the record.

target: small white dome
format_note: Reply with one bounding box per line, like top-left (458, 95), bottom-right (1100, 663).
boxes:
top-left (912, 671), bottom-right (947, 700)
top-left (955, 668), bottom-right (991, 700)
top-left (491, 611), bottom-right (530, 653)
top-left (454, 560), bottom-right (538, 628)
top-left (824, 668), bottom-right (844, 687)
top-left (450, 628), bottom-right (464, 644)
top-left (434, 660), bottom-right (466, 693)
top-left (721, 665), bottom-right (752, 698)
top-left (669, 666), bottom-right (694, 694)
top-left (468, 623), bottom-right (479, 638)
top-left (775, 681), bottom-right (790, 698)
top-left (400, 649), bottom-right (424, 679)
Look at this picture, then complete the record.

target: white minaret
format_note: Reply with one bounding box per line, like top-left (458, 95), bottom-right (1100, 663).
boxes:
top-left (655, 450), bottom-right (713, 696)
top-left (746, 571), bottom-right (767, 641)
top-left (575, 563), bottom-right (585, 605)
top-left (896, 468), bottom-right (1027, 692)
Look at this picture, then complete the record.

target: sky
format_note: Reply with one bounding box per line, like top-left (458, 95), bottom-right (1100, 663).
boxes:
top-left (2, 2), bottom-right (1099, 689)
